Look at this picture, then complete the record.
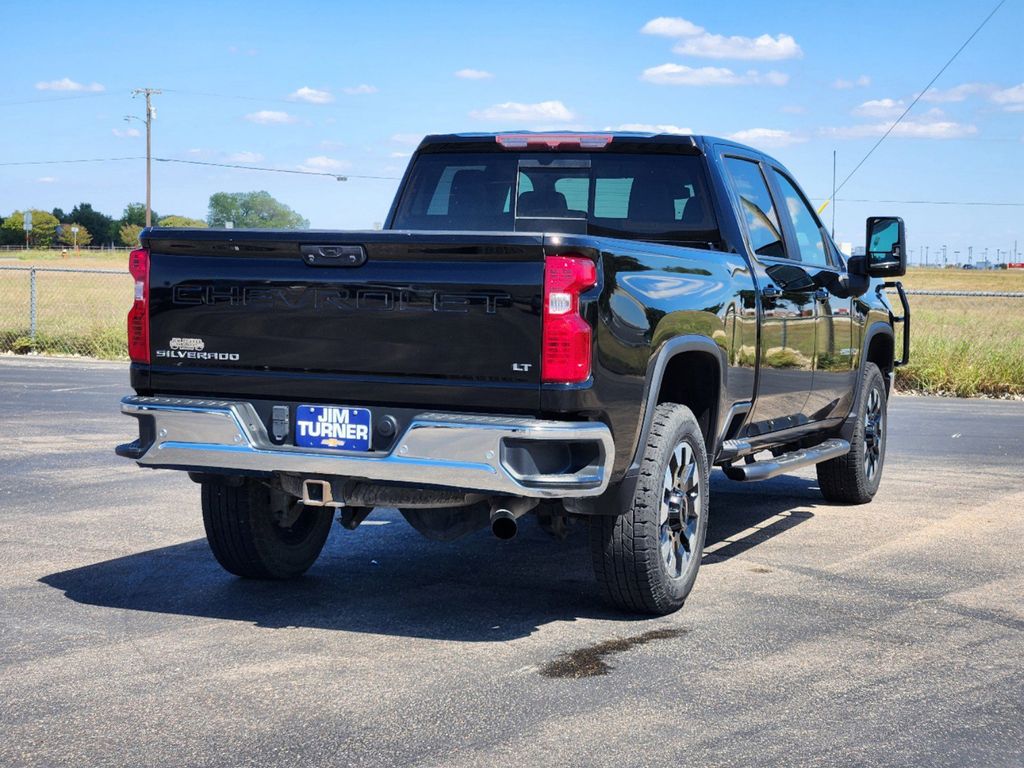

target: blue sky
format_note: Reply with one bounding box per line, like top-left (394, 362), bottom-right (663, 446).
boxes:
top-left (2, 0), bottom-right (1022, 261)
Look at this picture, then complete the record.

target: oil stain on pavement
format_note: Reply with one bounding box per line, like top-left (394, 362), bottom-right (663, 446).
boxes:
top-left (539, 627), bottom-right (686, 679)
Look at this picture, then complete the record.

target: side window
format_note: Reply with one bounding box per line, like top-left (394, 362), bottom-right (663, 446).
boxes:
top-left (773, 171), bottom-right (829, 267)
top-left (723, 157), bottom-right (786, 260)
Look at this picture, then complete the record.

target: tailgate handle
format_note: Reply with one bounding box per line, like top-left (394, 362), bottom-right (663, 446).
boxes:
top-left (301, 245), bottom-right (367, 267)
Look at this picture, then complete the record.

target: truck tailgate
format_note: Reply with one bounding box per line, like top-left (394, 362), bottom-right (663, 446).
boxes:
top-left (142, 231), bottom-right (546, 410)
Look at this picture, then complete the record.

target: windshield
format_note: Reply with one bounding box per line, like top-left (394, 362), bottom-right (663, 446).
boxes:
top-left (392, 152), bottom-right (720, 247)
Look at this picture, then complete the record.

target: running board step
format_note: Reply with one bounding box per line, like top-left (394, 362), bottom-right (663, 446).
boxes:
top-left (722, 439), bottom-right (850, 482)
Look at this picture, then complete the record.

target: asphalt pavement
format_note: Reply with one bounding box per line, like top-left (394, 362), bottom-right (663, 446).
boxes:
top-left (1, 356), bottom-right (1022, 767)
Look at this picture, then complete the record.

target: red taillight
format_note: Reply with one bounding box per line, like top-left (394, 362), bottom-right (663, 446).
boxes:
top-left (542, 254), bottom-right (597, 383)
top-left (496, 133), bottom-right (612, 150)
top-left (127, 247), bottom-right (150, 363)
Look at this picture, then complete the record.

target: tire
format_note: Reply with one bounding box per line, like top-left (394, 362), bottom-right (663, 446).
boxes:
top-left (817, 362), bottom-right (888, 504)
top-left (590, 403), bottom-right (710, 615)
top-left (201, 479), bottom-right (333, 579)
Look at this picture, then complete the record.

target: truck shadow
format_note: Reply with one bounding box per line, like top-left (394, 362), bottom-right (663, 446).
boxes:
top-left (41, 473), bottom-right (819, 641)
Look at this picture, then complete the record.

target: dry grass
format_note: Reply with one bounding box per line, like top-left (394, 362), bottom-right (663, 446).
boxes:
top-left (0, 262), bottom-right (1021, 396)
top-left (900, 266), bottom-right (1024, 293)
top-left (889, 268), bottom-right (1024, 397)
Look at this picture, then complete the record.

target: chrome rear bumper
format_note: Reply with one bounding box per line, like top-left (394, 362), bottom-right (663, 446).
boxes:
top-left (118, 396), bottom-right (614, 498)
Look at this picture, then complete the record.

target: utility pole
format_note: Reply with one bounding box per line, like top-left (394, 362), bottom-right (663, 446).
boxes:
top-left (131, 88), bottom-right (161, 227)
top-left (924, 245), bottom-right (929, 266)
top-left (968, 245), bottom-right (973, 265)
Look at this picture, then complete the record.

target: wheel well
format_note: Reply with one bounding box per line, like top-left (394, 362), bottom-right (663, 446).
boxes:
top-left (656, 351), bottom-right (719, 451)
top-left (866, 332), bottom-right (895, 391)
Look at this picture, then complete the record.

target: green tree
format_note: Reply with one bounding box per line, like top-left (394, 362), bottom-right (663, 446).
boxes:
top-left (157, 215), bottom-right (208, 228)
top-left (207, 191), bottom-right (309, 229)
top-left (120, 202), bottom-right (153, 227)
top-left (1, 210), bottom-right (60, 247)
top-left (119, 223), bottom-right (143, 246)
top-left (57, 223), bottom-right (93, 247)
top-left (69, 203), bottom-right (115, 246)
top-left (52, 207), bottom-right (67, 222)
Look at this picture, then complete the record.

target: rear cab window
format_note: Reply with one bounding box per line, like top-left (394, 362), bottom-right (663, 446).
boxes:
top-left (392, 151), bottom-right (722, 248)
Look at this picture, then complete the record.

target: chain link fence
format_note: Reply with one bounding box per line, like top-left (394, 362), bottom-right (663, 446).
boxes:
top-left (0, 266), bottom-right (131, 358)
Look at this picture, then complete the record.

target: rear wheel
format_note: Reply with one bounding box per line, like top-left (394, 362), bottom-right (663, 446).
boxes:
top-left (817, 362), bottom-right (888, 504)
top-left (201, 479), bottom-right (333, 579)
top-left (590, 403), bottom-right (709, 615)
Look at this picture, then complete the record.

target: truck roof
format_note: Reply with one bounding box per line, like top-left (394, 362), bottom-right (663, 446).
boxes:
top-left (417, 131), bottom-right (776, 162)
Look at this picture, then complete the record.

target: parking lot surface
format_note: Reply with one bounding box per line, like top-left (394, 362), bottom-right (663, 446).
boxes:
top-left (1, 357), bottom-right (1022, 767)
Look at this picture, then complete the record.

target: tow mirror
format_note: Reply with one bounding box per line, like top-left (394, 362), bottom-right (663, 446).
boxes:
top-left (858, 216), bottom-right (906, 278)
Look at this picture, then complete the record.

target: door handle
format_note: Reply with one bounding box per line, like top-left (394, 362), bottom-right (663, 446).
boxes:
top-left (814, 287), bottom-right (830, 302)
top-left (761, 284), bottom-right (782, 301)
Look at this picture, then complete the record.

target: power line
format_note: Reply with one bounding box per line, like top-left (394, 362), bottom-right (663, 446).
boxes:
top-left (0, 156), bottom-right (145, 166)
top-left (0, 92), bottom-right (119, 107)
top-left (819, 0), bottom-right (1007, 213)
top-left (153, 157), bottom-right (400, 180)
top-left (815, 197), bottom-right (1024, 208)
top-left (160, 88), bottom-right (298, 106)
top-left (0, 155), bottom-right (399, 180)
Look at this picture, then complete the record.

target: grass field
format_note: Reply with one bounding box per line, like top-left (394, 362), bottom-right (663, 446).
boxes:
top-left (0, 262), bottom-right (1021, 396)
top-left (892, 268), bottom-right (1024, 397)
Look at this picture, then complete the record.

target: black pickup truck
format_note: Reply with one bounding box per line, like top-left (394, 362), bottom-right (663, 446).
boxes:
top-left (117, 132), bottom-right (909, 615)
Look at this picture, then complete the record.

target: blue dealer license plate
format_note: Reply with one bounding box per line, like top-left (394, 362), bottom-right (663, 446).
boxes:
top-left (295, 406), bottom-right (372, 451)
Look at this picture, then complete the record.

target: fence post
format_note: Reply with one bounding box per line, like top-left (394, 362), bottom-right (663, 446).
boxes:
top-left (29, 267), bottom-right (37, 341)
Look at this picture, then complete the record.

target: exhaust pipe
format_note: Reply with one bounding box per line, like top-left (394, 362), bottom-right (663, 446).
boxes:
top-left (489, 498), bottom-right (537, 540)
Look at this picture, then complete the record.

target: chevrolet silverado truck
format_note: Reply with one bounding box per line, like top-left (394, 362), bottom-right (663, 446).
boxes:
top-left (117, 132), bottom-right (910, 615)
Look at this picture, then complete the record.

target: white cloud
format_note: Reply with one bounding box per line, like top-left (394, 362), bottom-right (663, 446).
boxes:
top-left (641, 64), bottom-right (788, 87)
top-left (343, 84), bottom-right (378, 95)
top-left (35, 77), bottom-right (104, 92)
top-left (606, 123), bottom-right (692, 134)
top-left (244, 110), bottom-right (297, 125)
top-left (288, 86), bottom-right (333, 104)
top-left (37, 176), bottom-right (57, 183)
top-left (674, 33), bottom-right (801, 61)
top-left (226, 151), bottom-right (264, 162)
top-left (640, 16), bottom-right (801, 60)
top-left (298, 155), bottom-right (351, 172)
top-left (727, 128), bottom-right (805, 148)
top-left (470, 100), bottom-right (576, 122)
top-left (455, 68), bottom-right (494, 80)
top-left (641, 17), bottom-right (705, 37)
top-left (112, 127), bottom-right (141, 138)
top-left (920, 82), bottom-right (991, 103)
top-left (822, 119), bottom-right (978, 140)
top-left (853, 98), bottom-right (906, 119)
top-left (991, 83), bottom-right (1024, 112)
top-left (832, 75), bottom-right (871, 90)
top-left (390, 151), bottom-right (412, 158)
top-left (391, 133), bottom-right (423, 145)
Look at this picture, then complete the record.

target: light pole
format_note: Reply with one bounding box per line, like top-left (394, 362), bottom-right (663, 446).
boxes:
top-left (130, 88), bottom-right (161, 227)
